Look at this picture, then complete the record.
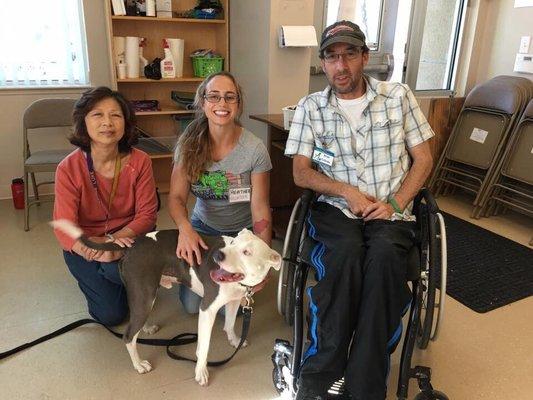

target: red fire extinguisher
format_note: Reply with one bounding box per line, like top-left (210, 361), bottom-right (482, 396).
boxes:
top-left (11, 178), bottom-right (24, 210)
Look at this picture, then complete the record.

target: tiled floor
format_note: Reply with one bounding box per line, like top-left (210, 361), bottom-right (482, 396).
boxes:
top-left (0, 194), bottom-right (531, 400)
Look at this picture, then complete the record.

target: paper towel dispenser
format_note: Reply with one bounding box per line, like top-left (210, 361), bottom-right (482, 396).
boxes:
top-left (278, 25), bottom-right (318, 48)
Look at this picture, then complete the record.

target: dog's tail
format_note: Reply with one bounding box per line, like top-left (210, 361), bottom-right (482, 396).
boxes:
top-left (50, 219), bottom-right (123, 251)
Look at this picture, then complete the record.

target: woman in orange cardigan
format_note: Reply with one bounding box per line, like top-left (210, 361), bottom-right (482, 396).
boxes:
top-left (53, 87), bottom-right (158, 326)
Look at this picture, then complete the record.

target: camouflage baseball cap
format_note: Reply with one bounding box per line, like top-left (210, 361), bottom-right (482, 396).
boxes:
top-left (319, 20), bottom-right (366, 53)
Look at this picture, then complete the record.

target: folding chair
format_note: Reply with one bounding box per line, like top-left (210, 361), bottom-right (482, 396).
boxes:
top-left (429, 76), bottom-right (532, 217)
top-left (23, 98), bottom-right (77, 231)
top-left (478, 99), bottom-right (533, 221)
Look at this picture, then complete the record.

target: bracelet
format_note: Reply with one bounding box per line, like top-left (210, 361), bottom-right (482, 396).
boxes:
top-left (388, 197), bottom-right (403, 213)
top-left (105, 233), bottom-right (115, 241)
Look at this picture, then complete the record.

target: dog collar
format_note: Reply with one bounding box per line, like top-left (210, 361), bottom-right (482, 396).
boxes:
top-left (239, 285), bottom-right (255, 312)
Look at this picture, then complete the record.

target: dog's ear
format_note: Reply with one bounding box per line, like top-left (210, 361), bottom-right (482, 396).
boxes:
top-left (237, 228), bottom-right (252, 237)
top-left (269, 249), bottom-right (282, 270)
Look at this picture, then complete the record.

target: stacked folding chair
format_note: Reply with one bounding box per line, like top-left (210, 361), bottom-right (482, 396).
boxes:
top-left (429, 75), bottom-right (533, 218)
top-left (476, 99), bottom-right (533, 240)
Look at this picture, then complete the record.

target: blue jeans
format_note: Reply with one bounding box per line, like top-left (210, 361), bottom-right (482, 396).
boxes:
top-left (63, 251), bottom-right (128, 326)
top-left (179, 218), bottom-right (243, 314)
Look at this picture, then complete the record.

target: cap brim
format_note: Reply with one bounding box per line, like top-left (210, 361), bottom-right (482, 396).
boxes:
top-left (320, 36), bottom-right (365, 52)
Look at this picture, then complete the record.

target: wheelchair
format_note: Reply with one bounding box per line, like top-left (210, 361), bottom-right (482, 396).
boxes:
top-left (272, 189), bottom-right (448, 400)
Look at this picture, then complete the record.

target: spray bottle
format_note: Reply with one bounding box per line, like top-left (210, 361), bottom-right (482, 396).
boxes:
top-left (160, 39), bottom-right (176, 79)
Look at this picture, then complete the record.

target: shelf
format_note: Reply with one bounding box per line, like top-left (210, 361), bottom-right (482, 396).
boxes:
top-left (118, 77), bottom-right (203, 83)
top-left (135, 108), bottom-right (194, 116)
top-left (111, 16), bottom-right (226, 24)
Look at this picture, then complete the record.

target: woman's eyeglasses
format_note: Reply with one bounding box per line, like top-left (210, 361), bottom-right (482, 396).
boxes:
top-left (203, 94), bottom-right (240, 104)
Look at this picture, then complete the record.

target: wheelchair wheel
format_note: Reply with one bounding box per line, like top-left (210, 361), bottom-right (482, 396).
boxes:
top-left (277, 198), bottom-right (302, 325)
top-left (416, 212), bottom-right (437, 350)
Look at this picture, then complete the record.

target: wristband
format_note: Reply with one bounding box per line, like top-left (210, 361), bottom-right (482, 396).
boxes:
top-left (388, 197), bottom-right (403, 213)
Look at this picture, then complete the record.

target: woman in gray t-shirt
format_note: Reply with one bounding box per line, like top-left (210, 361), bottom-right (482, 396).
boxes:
top-left (168, 71), bottom-right (272, 313)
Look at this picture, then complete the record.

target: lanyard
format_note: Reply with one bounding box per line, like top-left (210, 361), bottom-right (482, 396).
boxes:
top-left (85, 151), bottom-right (121, 232)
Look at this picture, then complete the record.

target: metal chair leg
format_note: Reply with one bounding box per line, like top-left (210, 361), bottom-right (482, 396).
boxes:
top-left (30, 172), bottom-right (40, 204)
top-left (24, 173), bottom-right (30, 231)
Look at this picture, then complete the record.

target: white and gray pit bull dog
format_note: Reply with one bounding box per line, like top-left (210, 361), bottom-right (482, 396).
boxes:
top-left (51, 219), bottom-right (282, 386)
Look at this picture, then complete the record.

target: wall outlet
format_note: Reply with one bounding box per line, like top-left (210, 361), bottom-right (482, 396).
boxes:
top-left (519, 36), bottom-right (531, 54)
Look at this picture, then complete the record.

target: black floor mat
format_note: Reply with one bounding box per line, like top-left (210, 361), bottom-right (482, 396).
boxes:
top-left (436, 212), bottom-right (533, 313)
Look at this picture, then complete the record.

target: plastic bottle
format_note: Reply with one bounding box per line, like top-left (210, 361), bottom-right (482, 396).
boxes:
top-left (11, 178), bottom-right (24, 210)
top-left (160, 39), bottom-right (176, 78)
top-left (139, 38), bottom-right (148, 77)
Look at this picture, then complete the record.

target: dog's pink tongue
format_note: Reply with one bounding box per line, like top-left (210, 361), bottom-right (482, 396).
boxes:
top-left (210, 268), bottom-right (244, 283)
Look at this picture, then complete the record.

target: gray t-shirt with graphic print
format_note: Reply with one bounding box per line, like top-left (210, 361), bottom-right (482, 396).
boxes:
top-left (174, 129), bottom-right (272, 232)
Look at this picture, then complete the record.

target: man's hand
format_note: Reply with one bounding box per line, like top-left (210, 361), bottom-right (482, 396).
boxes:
top-left (362, 200), bottom-right (395, 221)
top-left (343, 185), bottom-right (375, 216)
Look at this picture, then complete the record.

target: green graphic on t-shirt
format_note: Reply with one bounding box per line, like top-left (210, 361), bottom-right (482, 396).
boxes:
top-left (192, 170), bottom-right (229, 200)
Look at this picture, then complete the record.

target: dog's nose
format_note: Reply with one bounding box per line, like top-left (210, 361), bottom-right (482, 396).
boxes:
top-left (213, 249), bottom-right (225, 263)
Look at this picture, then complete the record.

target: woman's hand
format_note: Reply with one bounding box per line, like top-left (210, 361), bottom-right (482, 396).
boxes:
top-left (176, 224), bottom-right (208, 266)
top-left (72, 239), bottom-right (105, 261)
top-left (71, 236), bottom-right (133, 262)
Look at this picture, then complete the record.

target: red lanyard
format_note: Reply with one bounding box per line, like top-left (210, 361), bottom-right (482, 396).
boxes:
top-left (85, 151), bottom-right (121, 233)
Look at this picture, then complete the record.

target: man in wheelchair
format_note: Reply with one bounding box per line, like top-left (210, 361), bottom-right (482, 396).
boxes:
top-left (284, 20), bottom-right (435, 400)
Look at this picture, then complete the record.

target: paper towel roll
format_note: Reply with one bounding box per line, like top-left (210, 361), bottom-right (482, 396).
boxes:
top-left (165, 38), bottom-right (185, 78)
top-left (125, 36), bottom-right (140, 79)
top-left (113, 36), bottom-right (126, 65)
top-left (146, 0), bottom-right (156, 17)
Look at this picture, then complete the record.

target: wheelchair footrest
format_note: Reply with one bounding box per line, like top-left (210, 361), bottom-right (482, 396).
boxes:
top-left (411, 366), bottom-right (449, 400)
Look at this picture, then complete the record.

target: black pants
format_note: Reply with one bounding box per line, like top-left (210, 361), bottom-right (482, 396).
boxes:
top-left (299, 202), bottom-right (415, 400)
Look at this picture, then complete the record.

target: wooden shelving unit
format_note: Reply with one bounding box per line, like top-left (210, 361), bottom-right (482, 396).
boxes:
top-left (105, 0), bottom-right (229, 193)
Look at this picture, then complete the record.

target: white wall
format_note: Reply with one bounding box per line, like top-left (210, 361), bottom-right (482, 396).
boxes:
top-left (230, 0), bottom-right (315, 144)
top-left (455, 0), bottom-right (533, 96)
top-left (229, 0), bottom-right (271, 142)
top-left (0, 0), bottom-right (112, 199)
top-left (474, 0), bottom-right (533, 85)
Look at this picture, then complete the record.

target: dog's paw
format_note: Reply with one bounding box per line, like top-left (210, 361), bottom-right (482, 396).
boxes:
top-left (134, 360), bottom-right (153, 374)
top-left (142, 324), bottom-right (160, 335)
top-left (195, 365), bottom-right (209, 386)
top-left (228, 336), bottom-right (248, 348)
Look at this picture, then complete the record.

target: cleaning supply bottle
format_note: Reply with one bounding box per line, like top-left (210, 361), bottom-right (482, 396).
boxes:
top-left (139, 38), bottom-right (148, 77)
top-left (160, 39), bottom-right (176, 79)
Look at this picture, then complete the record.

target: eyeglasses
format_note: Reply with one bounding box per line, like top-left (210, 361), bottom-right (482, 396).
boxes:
top-left (203, 93), bottom-right (240, 104)
top-left (322, 49), bottom-right (362, 63)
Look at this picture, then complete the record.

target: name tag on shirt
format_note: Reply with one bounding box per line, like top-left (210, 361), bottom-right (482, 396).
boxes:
top-left (229, 187), bottom-right (251, 203)
top-left (312, 147), bottom-right (334, 167)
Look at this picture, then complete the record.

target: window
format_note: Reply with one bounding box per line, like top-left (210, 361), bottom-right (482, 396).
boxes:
top-left (404, 0), bottom-right (467, 93)
top-left (0, 0), bottom-right (89, 88)
top-left (322, 0), bottom-right (467, 92)
top-left (325, 0), bottom-right (384, 51)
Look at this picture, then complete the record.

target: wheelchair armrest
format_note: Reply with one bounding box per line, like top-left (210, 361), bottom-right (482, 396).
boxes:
top-left (414, 188), bottom-right (440, 215)
top-left (300, 188), bottom-right (315, 211)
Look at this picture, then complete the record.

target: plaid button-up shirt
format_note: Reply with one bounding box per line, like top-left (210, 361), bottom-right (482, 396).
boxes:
top-left (285, 75), bottom-right (434, 218)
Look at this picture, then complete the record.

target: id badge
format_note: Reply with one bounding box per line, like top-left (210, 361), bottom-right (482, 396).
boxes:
top-left (312, 147), bottom-right (334, 167)
top-left (229, 186), bottom-right (251, 203)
